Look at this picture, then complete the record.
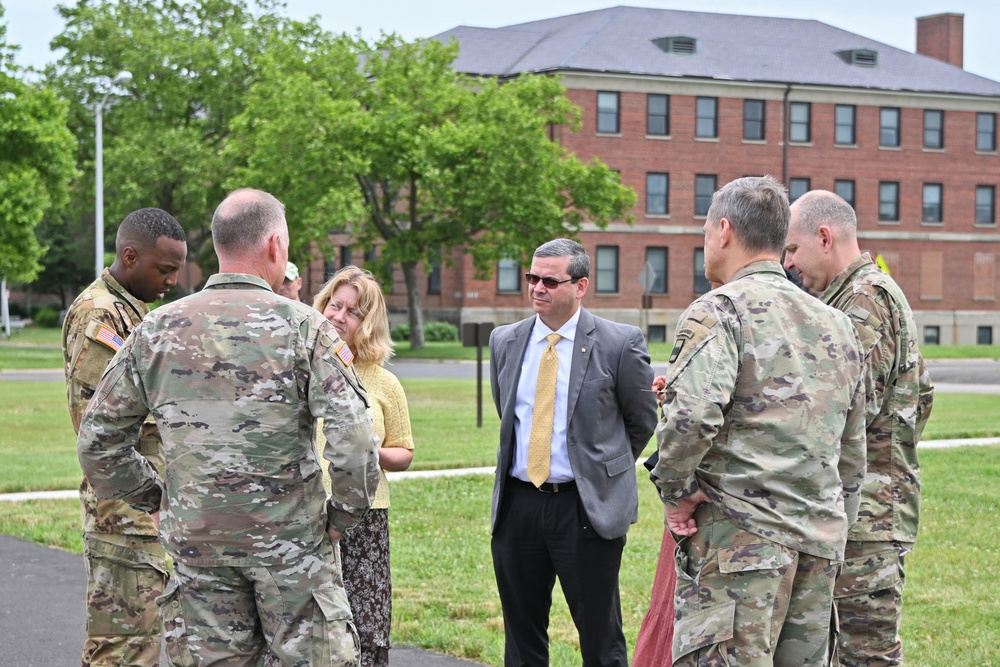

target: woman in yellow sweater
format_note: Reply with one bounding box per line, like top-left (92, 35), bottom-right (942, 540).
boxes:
top-left (314, 266), bottom-right (414, 667)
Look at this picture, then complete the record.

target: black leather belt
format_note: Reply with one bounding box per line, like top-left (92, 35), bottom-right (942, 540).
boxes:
top-left (512, 478), bottom-right (577, 493)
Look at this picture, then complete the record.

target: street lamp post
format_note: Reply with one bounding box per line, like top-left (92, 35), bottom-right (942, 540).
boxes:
top-left (94, 70), bottom-right (132, 280)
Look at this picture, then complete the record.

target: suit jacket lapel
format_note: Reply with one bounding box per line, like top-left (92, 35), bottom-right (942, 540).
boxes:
top-left (567, 308), bottom-right (595, 423)
top-left (502, 317), bottom-right (535, 419)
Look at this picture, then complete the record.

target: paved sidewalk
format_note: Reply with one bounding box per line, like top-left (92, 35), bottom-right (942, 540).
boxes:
top-left (0, 534), bottom-right (483, 666)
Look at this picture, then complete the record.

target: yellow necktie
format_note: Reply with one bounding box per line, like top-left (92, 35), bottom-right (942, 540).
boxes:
top-left (528, 333), bottom-right (562, 487)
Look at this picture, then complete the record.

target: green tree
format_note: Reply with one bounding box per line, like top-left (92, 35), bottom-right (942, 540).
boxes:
top-left (0, 4), bottom-right (76, 284)
top-left (45, 0), bottom-right (326, 280)
top-left (230, 34), bottom-right (636, 348)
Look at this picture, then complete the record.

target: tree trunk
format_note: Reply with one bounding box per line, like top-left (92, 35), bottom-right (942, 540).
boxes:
top-left (401, 260), bottom-right (425, 350)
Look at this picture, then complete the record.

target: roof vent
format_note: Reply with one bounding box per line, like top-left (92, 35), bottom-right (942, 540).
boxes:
top-left (652, 36), bottom-right (697, 55)
top-left (836, 49), bottom-right (878, 67)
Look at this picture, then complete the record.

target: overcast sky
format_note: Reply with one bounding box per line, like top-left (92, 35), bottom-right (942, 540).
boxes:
top-left (4, 0), bottom-right (1000, 82)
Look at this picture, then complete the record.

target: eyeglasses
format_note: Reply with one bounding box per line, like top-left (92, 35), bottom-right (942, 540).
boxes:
top-left (524, 273), bottom-right (580, 289)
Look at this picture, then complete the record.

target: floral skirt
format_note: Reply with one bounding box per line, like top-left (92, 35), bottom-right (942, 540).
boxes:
top-left (342, 508), bottom-right (392, 667)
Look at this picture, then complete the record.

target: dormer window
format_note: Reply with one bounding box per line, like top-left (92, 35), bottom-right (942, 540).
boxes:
top-left (653, 36), bottom-right (697, 55)
top-left (837, 49), bottom-right (878, 67)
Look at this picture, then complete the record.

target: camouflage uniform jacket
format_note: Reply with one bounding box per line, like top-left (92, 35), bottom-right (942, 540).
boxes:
top-left (821, 253), bottom-right (934, 543)
top-left (651, 261), bottom-right (868, 561)
top-left (62, 268), bottom-right (158, 537)
top-left (77, 273), bottom-right (381, 567)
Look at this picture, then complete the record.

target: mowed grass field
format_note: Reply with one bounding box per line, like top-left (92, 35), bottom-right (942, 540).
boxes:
top-left (1, 374), bottom-right (999, 665)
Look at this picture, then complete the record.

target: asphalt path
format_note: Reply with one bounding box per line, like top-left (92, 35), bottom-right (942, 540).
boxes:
top-left (0, 534), bottom-right (482, 666)
top-left (3, 358), bottom-right (999, 391)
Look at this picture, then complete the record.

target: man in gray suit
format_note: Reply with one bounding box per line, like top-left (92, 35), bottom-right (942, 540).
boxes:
top-left (489, 238), bottom-right (658, 667)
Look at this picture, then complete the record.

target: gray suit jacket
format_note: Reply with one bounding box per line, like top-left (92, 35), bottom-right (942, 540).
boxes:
top-left (488, 308), bottom-right (658, 540)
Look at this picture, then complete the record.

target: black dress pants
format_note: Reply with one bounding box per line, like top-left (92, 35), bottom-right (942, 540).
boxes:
top-left (491, 479), bottom-right (627, 667)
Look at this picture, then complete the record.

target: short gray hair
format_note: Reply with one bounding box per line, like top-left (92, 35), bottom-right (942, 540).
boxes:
top-left (211, 188), bottom-right (286, 255)
top-left (533, 238), bottom-right (590, 279)
top-left (792, 190), bottom-right (857, 236)
top-left (707, 176), bottom-right (789, 254)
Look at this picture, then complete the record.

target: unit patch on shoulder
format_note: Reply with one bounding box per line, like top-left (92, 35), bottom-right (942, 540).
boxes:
top-left (94, 325), bottom-right (125, 353)
top-left (334, 341), bottom-right (355, 366)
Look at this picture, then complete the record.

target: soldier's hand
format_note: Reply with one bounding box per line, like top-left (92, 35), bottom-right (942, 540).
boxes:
top-left (651, 376), bottom-right (667, 406)
top-left (665, 488), bottom-right (711, 536)
top-left (327, 527), bottom-right (342, 543)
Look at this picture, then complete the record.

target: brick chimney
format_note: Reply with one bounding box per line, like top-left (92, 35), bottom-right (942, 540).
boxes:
top-left (916, 13), bottom-right (964, 68)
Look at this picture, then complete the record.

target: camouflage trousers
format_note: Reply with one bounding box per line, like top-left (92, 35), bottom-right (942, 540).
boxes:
top-left (157, 537), bottom-right (359, 666)
top-left (834, 540), bottom-right (911, 667)
top-left (672, 503), bottom-right (837, 667)
top-left (82, 534), bottom-right (169, 667)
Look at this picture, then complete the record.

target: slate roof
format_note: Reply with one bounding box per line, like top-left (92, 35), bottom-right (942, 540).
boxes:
top-left (434, 6), bottom-right (1000, 98)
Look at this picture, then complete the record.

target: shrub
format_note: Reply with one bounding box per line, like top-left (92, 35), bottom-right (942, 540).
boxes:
top-left (34, 307), bottom-right (61, 328)
top-left (390, 323), bottom-right (411, 342)
top-left (424, 321), bottom-right (459, 342)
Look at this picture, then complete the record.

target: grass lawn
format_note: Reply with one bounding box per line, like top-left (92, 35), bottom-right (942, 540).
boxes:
top-left (5, 324), bottom-right (1000, 370)
top-left (1, 379), bottom-right (999, 493)
top-left (1, 447), bottom-right (997, 666)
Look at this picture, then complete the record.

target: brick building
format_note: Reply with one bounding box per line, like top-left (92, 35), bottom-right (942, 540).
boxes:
top-left (331, 7), bottom-right (1000, 345)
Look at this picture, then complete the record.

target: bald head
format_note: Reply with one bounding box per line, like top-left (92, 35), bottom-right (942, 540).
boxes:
top-left (790, 190), bottom-right (857, 238)
top-left (212, 189), bottom-right (287, 258)
top-left (784, 190), bottom-right (862, 294)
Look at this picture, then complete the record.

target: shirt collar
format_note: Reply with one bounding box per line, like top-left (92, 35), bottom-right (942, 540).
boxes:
top-left (101, 268), bottom-right (149, 317)
top-left (821, 253), bottom-right (874, 303)
top-left (204, 273), bottom-right (275, 291)
top-left (730, 259), bottom-right (786, 282)
top-left (532, 307), bottom-right (581, 343)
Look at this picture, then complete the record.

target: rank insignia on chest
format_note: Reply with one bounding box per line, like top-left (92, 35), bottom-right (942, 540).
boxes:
top-left (334, 341), bottom-right (354, 366)
top-left (95, 326), bottom-right (125, 352)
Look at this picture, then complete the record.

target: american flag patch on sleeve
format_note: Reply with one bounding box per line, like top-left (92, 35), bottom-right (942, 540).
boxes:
top-left (95, 326), bottom-right (125, 352)
top-left (334, 341), bottom-right (354, 366)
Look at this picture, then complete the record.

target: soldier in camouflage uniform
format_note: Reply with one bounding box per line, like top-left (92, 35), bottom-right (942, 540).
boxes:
top-left (77, 188), bottom-right (381, 667)
top-left (786, 190), bottom-right (935, 667)
top-left (62, 208), bottom-right (187, 667)
top-left (650, 176), bottom-right (868, 666)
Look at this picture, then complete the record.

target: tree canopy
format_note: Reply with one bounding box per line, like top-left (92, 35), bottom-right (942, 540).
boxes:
top-left (229, 34), bottom-right (636, 347)
top-left (0, 4), bottom-right (76, 284)
top-left (45, 0), bottom-right (327, 277)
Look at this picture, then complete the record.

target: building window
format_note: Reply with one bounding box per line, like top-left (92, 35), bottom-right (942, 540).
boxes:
top-left (976, 185), bottom-right (996, 224)
top-left (743, 99), bottom-right (765, 140)
top-left (597, 91), bottom-right (620, 134)
top-left (694, 248), bottom-right (711, 294)
top-left (497, 258), bottom-right (520, 293)
top-left (977, 112), bottom-right (996, 152)
top-left (646, 173), bottom-right (669, 215)
top-left (834, 105), bottom-right (856, 145)
top-left (695, 175), bottom-right (716, 216)
top-left (596, 246), bottom-right (619, 293)
top-left (789, 102), bottom-right (811, 143)
top-left (789, 178), bottom-right (811, 203)
top-left (340, 245), bottom-right (353, 269)
top-left (924, 325), bottom-right (940, 345)
top-left (880, 107), bottom-right (901, 147)
top-left (427, 261), bottom-right (441, 294)
top-left (647, 325), bottom-right (667, 343)
top-left (978, 326), bottom-right (994, 345)
top-left (924, 109), bottom-right (944, 149)
top-left (647, 94), bottom-right (669, 136)
top-left (696, 97), bottom-right (718, 138)
top-left (645, 247), bottom-right (668, 294)
top-left (364, 247), bottom-right (377, 264)
top-left (879, 182), bottom-right (900, 221)
top-left (922, 183), bottom-right (943, 223)
top-left (834, 180), bottom-right (856, 209)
